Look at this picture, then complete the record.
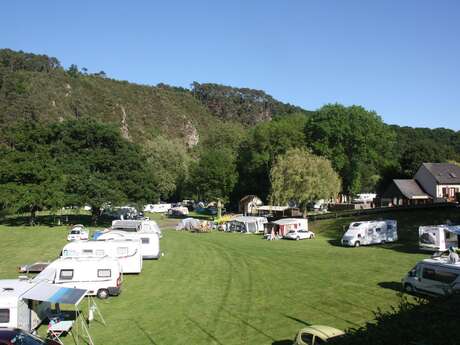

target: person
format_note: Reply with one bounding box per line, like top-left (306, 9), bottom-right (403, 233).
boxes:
top-left (448, 246), bottom-right (459, 264)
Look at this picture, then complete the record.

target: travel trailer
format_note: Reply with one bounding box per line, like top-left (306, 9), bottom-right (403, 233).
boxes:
top-left (111, 219), bottom-right (162, 238)
top-left (96, 231), bottom-right (160, 259)
top-left (265, 218), bottom-right (309, 237)
top-left (226, 216), bottom-right (268, 234)
top-left (0, 279), bottom-right (51, 332)
top-left (144, 203), bottom-right (172, 213)
top-left (419, 225), bottom-right (460, 252)
top-left (61, 239), bottom-right (143, 274)
top-left (341, 220), bottom-right (398, 247)
top-left (34, 257), bottom-right (122, 299)
top-left (402, 257), bottom-right (460, 296)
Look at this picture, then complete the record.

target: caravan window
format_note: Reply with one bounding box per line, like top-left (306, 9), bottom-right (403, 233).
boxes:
top-left (95, 249), bottom-right (105, 256)
top-left (83, 249), bottom-right (93, 255)
top-left (141, 237), bottom-right (150, 244)
top-left (117, 247), bottom-right (129, 256)
top-left (375, 228), bottom-right (381, 233)
top-left (97, 269), bottom-right (111, 278)
top-left (0, 309), bottom-right (9, 323)
top-left (422, 268), bottom-right (436, 280)
top-left (59, 269), bottom-right (74, 280)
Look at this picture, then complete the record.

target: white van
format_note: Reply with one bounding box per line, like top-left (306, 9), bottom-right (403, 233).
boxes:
top-left (112, 219), bottom-right (162, 238)
top-left (419, 225), bottom-right (459, 252)
top-left (402, 257), bottom-right (460, 296)
top-left (97, 230), bottom-right (160, 259)
top-left (0, 279), bottom-right (51, 332)
top-left (34, 257), bottom-right (122, 299)
top-left (67, 224), bottom-right (89, 241)
top-left (341, 220), bottom-right (398, 247)
top-left (61, 239), bottom-right (143, 274)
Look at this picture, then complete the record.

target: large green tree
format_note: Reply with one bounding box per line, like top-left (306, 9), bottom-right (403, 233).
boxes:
top-left (269, 148), bottom-right (341, 213)
top-left (186, 148), bottom-right (238, 204)
top-left (236, 113), bottom-right (309, 201)
top-left (305, 104), bottom-right (396, 195)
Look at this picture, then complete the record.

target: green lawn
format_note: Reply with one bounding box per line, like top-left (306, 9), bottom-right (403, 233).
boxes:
top-left (0, 208), bottom-right (458, 344)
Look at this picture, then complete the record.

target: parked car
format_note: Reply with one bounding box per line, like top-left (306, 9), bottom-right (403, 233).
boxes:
top-left (284, 229), bottom-right (315, 240)
top-left (67, 225), bottom-right (89, 241)
top-left (294, 325), bottom-right (344, 345)
top-left (0, 328), bottom-right (60, 345)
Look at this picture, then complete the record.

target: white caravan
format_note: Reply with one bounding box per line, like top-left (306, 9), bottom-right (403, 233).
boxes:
top-left (112, 219), bottom-right (162, 238)
top-left (34, 257), bottom-right (122, 299)
top-left (97, 230), bottom-right (160, 259)
top-left (341, 220), bottom-right (398, 247)
top-left (419, 225), bottom-right (460, 252)
top-left (227, 216), bottom-right (268, 234)
top-left (402, 257), bottom-right (460, 296)
top-left (61, 239), bottom-right (143, 274)
top-left (144, 203), bottom-right (172, 213)
top-left (0, 279), bottom-right (51, 332)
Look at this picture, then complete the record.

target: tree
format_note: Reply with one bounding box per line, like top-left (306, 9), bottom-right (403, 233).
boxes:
top-left (49, 119), bottom-right (157, 223)
top-left (0, 123), bottom-right (65, 224)
top-left (236, 114), bottom-right (309, 201)
top-left (305, 104), bottom-right (396, 195)
top-left (187, 148), bottom-right (238, 204)
top-left (269, 148), bottom-right (341, 214)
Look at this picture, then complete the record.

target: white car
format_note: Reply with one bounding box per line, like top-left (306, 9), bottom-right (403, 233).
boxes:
top-left (284, 229), bottom-right (315, 240)
top-left (67, 225), bottom-right (89, 241)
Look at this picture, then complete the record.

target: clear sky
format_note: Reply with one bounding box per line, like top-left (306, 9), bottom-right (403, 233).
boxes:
top-left (1, 0), bottom-right (459, 130)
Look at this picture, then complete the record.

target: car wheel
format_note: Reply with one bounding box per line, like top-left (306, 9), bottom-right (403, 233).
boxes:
top-left (404, 283), bottom-right (414, 293)
top-left (97, 289), bottom-right (109, 299)
top-left (296, 237), bottom-right (300, 241)
top-left (354, 241), bottom-right (360, 247)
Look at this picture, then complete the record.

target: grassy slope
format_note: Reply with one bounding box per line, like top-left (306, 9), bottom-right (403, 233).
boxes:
top-left (1, 208), bottom-right (458, 344)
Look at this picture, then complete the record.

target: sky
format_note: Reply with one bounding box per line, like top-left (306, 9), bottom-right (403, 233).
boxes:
top-left (1, 0), bottom-right (459, 130)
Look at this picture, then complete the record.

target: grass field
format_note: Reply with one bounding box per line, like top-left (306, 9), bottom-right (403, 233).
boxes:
top-left (0, 207), bottom-right (459, 345)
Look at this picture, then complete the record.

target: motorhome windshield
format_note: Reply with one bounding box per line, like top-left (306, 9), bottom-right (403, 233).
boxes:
top-left (70, 230), bottom-right (80, 234)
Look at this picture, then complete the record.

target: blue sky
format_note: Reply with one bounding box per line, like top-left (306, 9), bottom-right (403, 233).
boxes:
top-left (1, 0), bottom-right (459, 130)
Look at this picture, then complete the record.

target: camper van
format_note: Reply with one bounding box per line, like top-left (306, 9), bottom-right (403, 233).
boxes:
top-left (97, 230), bottom-right (160, 259)
top-left (341, 220), bottom-right (398, 247)
top-left (61, 239), bottom-right (143, 274)
top-left (226, 216), bottom-right (268, 234)
top-left (111, 219), bottom-right (162, 238)
top-left (144, 203), bottom-right (172, 213)
top-left (419, 225), bottom-right (460, 252)
top-left (402, 257), bottom-right (460, 296)
top-left (34, 257), bottom-right (122, 299)
top-left (0, 279), bottom-right (51, 332)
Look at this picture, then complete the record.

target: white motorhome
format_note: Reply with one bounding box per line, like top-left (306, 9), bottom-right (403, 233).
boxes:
top-left (419, 225), bottom-right (460, 252)
top-left (34, 257), bottom-right (122, 299)
top-left (61, 239), bottom-right (143, 274)
top-left (144, 203), bottom-right (172, 213)
top-left (0, 279), bottom-right (51, 332)
top-left (226, 216), bottom-right (268, 234)
top-left (112, 219), bottom-right (162, 238)
top-left (402, 257), bottom-right (460, 296)
top-left (97, 230), bottom-right (160, 259)
top-left (67, 224), bottom-right (89, 241)
top-left (341, 220), bottom-right (398, 247)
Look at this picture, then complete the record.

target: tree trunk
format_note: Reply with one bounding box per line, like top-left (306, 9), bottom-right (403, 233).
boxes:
top-left (29, 207), bottom-right (37, 226)
top-left (91, 206), bottom-right (101, 226)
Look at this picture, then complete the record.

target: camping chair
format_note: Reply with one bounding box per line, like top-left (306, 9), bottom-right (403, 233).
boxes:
top-left (47, 318), bottom-right (74, 345)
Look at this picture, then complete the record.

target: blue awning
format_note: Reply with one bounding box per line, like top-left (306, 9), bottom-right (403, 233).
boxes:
top-left (22, 282), bottom-right (87, 305)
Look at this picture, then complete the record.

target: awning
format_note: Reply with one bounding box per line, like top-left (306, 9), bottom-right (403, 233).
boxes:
top-left (446, 225), bottom-right (460, 235)
top-left (22, 282), bottom-right (87, 306)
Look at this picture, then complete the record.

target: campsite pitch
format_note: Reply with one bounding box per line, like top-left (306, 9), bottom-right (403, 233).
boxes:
top-left (0, 210), bottom-right (449, 344)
